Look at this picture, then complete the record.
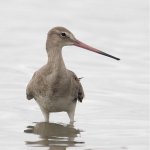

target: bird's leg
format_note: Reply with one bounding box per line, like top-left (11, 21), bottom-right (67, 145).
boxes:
top-left (40, 107), bottom-right (50, 122)
top-left (67, 111), bottom-right (75, 125)
top-left (67, 103), bottom-right (76, 124)
top-left (44, 112), bottom-right (50, 122)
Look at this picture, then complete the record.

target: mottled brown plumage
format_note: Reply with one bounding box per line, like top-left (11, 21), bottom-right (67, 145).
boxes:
top-left (26, 26), bottom-right (119, 123)
top-left (26, 27), bottom-right (85, 123)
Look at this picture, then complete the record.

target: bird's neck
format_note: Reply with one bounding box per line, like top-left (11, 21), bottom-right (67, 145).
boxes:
top-left (46, 46), bottom-right (66, 74)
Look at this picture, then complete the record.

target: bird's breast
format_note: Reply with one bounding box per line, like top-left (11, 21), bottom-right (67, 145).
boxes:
top-left (35, 95), bottom-right (75, 112)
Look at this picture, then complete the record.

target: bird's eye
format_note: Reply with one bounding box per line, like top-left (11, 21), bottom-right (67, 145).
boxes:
top-left (60, 32), bottom-right (67, 37)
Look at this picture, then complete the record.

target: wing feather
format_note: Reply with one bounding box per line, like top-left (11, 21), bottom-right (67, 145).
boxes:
top-left (26, 72), bottom-right (36, 100)
top-left (67, 70), bottom-right (85, 103)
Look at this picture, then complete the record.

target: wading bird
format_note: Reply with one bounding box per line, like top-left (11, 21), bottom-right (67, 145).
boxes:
top-left (26, 27), bottom-right (120, 124)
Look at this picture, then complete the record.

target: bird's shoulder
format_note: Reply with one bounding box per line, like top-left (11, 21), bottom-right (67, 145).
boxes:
top-left (26, 65), bottom-right (51, 100)
top-left (67, 70), bottom-right (79, 81)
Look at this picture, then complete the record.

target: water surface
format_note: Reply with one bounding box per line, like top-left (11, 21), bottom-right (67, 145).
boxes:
top-left (0, 0), bottom-right (148, 150)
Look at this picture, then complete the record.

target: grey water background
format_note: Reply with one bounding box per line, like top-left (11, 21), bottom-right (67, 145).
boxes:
top-left (0, 0), bottom-right (149, 150)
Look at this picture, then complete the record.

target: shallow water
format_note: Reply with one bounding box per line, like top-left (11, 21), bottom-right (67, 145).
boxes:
top-left (0, 0), bottom-right (149, 150)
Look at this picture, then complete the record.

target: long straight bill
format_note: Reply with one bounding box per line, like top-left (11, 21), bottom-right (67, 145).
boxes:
top-left (74, 40), bottom-right (120, 61)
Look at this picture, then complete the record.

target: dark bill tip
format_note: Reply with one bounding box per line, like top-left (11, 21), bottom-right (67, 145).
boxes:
top-left (97, 51), bottom-right (120, 61)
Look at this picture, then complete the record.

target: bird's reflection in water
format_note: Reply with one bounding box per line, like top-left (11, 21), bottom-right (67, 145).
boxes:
top-left (24, 122), bottom-right (84, 150)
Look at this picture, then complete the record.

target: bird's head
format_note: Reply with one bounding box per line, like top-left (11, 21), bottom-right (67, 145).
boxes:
top-left (46, 26), bottom-right (120, 60)
top-left (47, 27), bottom-right (76, 48)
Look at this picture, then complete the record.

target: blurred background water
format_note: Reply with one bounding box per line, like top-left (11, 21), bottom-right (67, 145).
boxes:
top-left (0, 0), bottom-right (149, 150)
